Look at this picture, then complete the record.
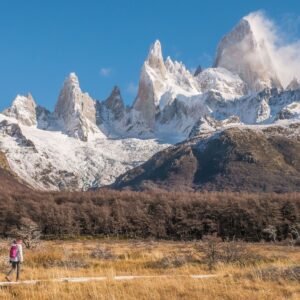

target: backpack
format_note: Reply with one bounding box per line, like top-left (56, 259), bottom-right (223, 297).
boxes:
top-left (9, 245), bottom-right (18, 259)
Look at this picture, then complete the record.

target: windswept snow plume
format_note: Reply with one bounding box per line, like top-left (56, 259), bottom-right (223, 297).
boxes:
top-left (245, 11), bottom-right (300, 87)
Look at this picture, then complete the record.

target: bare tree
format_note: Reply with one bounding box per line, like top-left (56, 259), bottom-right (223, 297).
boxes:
top-left (198, 235), bottom-right (222, 270)
top-left (289, 224), bottom-right (300, 246)
top-left (263, 225), bottom-right (277, 242)
top-left (8, 217), bottom-right (41, 249)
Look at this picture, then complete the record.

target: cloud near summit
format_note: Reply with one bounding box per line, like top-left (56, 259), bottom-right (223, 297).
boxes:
top-left (245, 11), bottom-right (300, 87)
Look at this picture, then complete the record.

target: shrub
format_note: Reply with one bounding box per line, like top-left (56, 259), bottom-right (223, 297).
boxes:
top-left (247, 266), bottom-right (300, 282)
top-left (148, 255), bottom-right (192, 269)
top-left (7, 217), bottom-right (41, 249)
top-left (90, 246), bottom-right (116, 260)
top-left (198, 236), bottom-right (265, 270)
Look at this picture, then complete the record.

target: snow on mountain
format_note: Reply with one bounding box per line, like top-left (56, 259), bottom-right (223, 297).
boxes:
top-left (36, 105), bottom-right (52, 130)
top-left (55, 72), bottom-right (103, 141)
top-left (153, 83), bottom-right (300, 142)
top-left (96, 86), bottom-right (127, 137)
top-left (214, 16), bottom-right (282, 91)
top-left (114, 121), bottom-right (300, 192)
top-left (195, 67), bottom-right (246, 100)
top-left (3, 94), bottom-right (37, 126)
top-left (133, 40), bottom-right (200, 129)
top-left (102, 86), bottom-right (125, 121)
top-left (130, 28), bottom-right (299, 141)
top-left (277, 102), bottom-right (300, 120)
top-left (0, 113), bottom-right (168, 190)
top-left (0, 13), bottom-right (300, 191)
top-left (0, 73), bottom-right (170, 190)
top-left (286, 78), bottom-right (300, 91)
top-left (131, 39), bottom-right (248, 139)
top-left (188, 115), bottom-right (242, 138)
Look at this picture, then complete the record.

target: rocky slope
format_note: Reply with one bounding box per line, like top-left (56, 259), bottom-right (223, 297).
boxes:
top-left (0, 114), bottom-right (167, 191)
top-left (0, 151), bottom-right (29, 193)
top-left (3, 94), bottom-right (37, 126)
top-left (113, 122), bottom-right (300, 192)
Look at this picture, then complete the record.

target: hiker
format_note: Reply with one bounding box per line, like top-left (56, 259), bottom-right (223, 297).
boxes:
top-left (6, 239), bottom-right (24, 282)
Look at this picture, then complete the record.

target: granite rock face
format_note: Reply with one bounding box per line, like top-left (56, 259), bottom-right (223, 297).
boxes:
top-left (3, 94), bottom-right (37, 126)
top-left (214, 17), bottom-right (282, 91)
top-left (55, 72), bottom-right (99, 141)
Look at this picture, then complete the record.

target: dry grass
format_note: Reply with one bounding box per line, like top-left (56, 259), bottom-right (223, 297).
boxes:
top-left (0, 239), bottom-right (299, 299)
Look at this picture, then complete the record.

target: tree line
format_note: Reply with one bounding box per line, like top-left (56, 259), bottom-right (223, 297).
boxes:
top-left (0, 189), bottom-right (299, 241)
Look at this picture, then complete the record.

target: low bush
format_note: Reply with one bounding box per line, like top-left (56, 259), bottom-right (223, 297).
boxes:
top-left (246, 266), bottom-right (300, 282)
top-left (198, 236), bottom-right (266, 270)
top-left (90, 246), bottom-right (116, 260)
top-left (148, 255), bottom-right (193, 269)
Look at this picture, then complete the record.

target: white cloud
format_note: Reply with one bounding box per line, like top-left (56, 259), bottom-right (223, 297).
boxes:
top-left (126, 82), bottom-right (138, 95)
top-left (100, 67), bottom-right (112, 77)
top-left (245, 11), bottom-right (300, 87)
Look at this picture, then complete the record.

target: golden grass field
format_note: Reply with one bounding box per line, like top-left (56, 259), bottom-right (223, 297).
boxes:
top-left (0, 239), bottom-right (299, 299)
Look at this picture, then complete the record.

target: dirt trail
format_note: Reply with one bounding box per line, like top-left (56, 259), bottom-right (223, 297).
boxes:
top-left (0, 274), bottom-right (217, 286)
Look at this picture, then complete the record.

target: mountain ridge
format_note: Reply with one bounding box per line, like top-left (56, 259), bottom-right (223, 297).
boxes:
top-left (113, 122), bottom-right (300, 192)
top-left (0, 12), bottom-right (300, 191)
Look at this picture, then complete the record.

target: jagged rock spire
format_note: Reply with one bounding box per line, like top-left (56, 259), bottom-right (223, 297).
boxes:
top-left (104, 86), bottom-right (125, 120)
top-left (133, 39), bottom-right (200, 130)
top-left (55, 73), bottom-right (98, 141)
top-left (3, 94), bottom-right (37, 126)
top-left (214, 16), bottom-right (282, 91)
top-left (55, 72), bottom-right (82, 117)
top-left (286, 78), bottom-right (300, 91)
top-left (133, 40), bottom-right (167, 129)
top-left (194, 66), bottom-right (203, 77)
top-left (146, 39), bottom-right (167, 76)
top-left (147, 40), bottom-right (163, 63)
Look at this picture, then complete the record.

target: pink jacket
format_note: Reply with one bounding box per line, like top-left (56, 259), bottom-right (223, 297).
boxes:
top-left (10, 243), bottom-right (24, 262)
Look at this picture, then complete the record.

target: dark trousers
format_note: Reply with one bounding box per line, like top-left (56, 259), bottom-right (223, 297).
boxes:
top-left (7, 261), bottom-right (21, 280)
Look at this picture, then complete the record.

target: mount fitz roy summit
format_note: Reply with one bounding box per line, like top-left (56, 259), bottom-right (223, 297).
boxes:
top-left (0, 13), bottom-right (300, 191)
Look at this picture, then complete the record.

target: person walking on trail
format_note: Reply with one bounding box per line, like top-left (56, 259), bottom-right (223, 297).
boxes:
top-left (6, 239), bottom-right (24, 282)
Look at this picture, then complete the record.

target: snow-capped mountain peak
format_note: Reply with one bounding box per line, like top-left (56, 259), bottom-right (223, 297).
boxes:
top-left (55, 72), bottom-right (85, 114)
top-left (55, 72), bottom-right (99, 141)
top-left (3, 93), bottom-right (37, 126)
top-left (146, 40), bottom-right (166, 72)
top-left (67, 72), bottom-right (80, 86)
top-left (105, 86), bottom-right (122, 105)
top-left (133, 40), bottom-right (200, 129)
top-left (133, 40), bottom-right (167, 128)
top-left (144, 40), bottom-right (167, 83)
top-left (196, 67), bottom-right (246, 99)
top-left (103, 86), bottom-right (125, 121)
top-left (214, 16), bottom-right (282, 92)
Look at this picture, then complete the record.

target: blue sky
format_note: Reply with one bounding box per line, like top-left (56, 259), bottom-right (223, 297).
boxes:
top-left (0, 0), bottom-right (300, 111)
